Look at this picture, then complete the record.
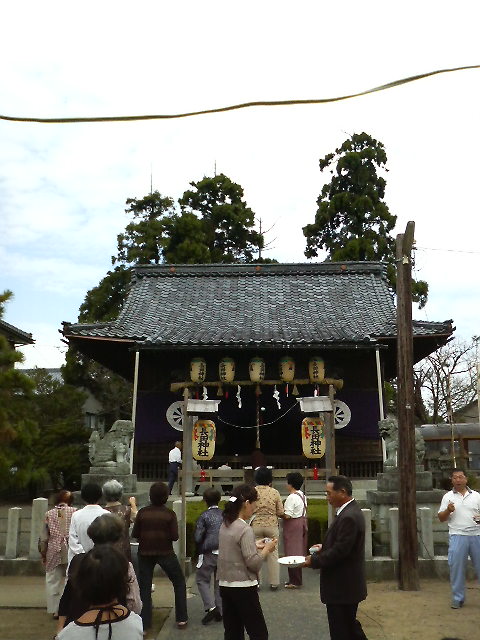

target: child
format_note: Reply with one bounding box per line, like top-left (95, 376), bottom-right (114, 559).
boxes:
top-left (194, 487), bottom-right (223, 625)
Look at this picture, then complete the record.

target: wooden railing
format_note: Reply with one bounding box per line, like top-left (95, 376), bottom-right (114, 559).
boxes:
top-left (134, 459), bottom-right (382, 483)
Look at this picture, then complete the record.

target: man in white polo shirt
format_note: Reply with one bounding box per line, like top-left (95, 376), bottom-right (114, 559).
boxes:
top-left (68, 483), bottom-right (110, 563)
top-left (438, 468), bottom-right (480, 609)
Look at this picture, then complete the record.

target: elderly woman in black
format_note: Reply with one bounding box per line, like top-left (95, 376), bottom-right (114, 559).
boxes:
top-left (102, 479), bottom-right (137, 560)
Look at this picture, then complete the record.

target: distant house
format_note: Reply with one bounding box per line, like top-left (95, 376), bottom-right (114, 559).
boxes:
top-left (21, 368), bottom-right (106, 435)
top-left (453, 400), bottom-right (479, 424)
top-left (0, 319), bottom-right (34, 351)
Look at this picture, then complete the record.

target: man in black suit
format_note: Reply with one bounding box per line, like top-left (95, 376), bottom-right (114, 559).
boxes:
top-left (305, 475), bottom-right (368, 640)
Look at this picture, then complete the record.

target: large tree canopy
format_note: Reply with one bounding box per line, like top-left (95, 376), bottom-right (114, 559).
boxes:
top-left (303, 132), bottom-right (428, 308)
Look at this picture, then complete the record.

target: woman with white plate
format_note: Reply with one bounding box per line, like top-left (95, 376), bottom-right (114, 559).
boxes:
top-left (217, 484), bottom-right (277, 640)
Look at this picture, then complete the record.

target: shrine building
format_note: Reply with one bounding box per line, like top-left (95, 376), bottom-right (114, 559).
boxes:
top-left (62, 262), bottom-right (453, 479)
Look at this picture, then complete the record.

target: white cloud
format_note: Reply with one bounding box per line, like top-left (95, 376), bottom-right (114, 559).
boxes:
top-left (1, 1), bottom-right (480, 366)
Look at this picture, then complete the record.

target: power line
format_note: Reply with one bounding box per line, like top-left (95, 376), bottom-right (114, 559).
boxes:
top-left (1, 64), bottom-right (478, 125)
top-left (416, 246), bottom-right (480, 255)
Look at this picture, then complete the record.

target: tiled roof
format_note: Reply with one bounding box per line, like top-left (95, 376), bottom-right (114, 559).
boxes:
top-left (0, 319), bottom-right (34, 345)
top-left (62, 262), bottom-right (453, 348)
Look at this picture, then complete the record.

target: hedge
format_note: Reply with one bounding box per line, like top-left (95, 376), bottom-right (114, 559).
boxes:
top-left (184, 499), bottom-right (329, 560)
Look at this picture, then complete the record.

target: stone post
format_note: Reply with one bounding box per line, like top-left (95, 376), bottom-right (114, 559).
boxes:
top-left (29, 497), bottom-right (48, 560)
top-left (172, 499), bottom-right (181, 557)
top-left (418, 507), bottom-right (434, 559)
top-left (362, 508), bottom-right (373, 560)
top-left (389, 507), bottom-right (399, 560)
top-left (5, 507), bottom-right (22, 559)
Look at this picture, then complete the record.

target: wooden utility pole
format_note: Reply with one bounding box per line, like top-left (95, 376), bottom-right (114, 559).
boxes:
top-left (396, 221), bottom-right (420, 590)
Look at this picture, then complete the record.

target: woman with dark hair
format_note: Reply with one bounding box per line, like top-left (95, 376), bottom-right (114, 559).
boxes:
top-left (57, 515), bottom-right (141, 634)
top-left (283, 472), bottom-right (307, 589)
top-left (39, 490), bottom-right (76, 618)
top-left (132, 481), bottom-right (187, 631)
top-left (251, 467), bottom-right (284, 590)
top-left (57, 545), bottom-right (143, 639)
top-left (217, 484), bottom-right (277, 640)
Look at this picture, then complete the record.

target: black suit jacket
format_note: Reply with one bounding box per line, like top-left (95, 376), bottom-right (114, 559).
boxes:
top-left (311, 499), bottom-right (367, 604)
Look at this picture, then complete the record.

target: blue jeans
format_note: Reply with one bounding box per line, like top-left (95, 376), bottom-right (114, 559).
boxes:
top-left (448, 534), bottom-right (480, 603)
top-left (138, 552), bottom-right (187, 627)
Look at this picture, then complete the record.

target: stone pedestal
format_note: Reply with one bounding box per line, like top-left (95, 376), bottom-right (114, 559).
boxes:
top-left (366, 469), bottom-right (446, 556)
top-left (73, 469), bottom-right (146, 508)
top-left (82, 469), bottom-right (137, 493)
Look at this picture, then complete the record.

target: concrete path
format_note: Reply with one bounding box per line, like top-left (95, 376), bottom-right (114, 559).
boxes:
top-left (0, 567), bottom-right (329, 639)
top-left (158, 565), bottom-right (329, 640)
top-left (0, 574), bottom-right (175, 609)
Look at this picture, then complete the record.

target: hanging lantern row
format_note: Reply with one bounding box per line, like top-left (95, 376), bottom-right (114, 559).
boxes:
top-left (190, 355), bottom-right (326, 384)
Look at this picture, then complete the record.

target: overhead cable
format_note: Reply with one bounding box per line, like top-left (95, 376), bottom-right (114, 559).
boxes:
top-left (0, 64), bottom-right (478, 125)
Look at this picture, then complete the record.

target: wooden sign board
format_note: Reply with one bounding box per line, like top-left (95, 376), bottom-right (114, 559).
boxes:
top-left (301, 417), bottom-right (326, 459)
top-left (193, 420), bottom-right (216, 461)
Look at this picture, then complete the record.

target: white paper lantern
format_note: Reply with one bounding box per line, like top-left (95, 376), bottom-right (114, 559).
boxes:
top-left (279, 356), bottom-right (295, 382)
top-left (249, 357), bottom-right (265, 383)
top-left (308, 355), bottom-right (325, 383)
top-left (190, 357), bottom-right (207, 383)
top-left (219, 357), bottom-right (235, 383)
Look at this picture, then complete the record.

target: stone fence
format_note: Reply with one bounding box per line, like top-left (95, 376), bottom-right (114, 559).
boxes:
top-left (0, 498), bottom-right (447, 573)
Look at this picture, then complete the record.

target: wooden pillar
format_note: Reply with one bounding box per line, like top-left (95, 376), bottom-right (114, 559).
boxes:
top-left (129, 349), bottom-right (140, 474)
top-left (325, 384), bottom-right (336, 524)
top-left (396, 221), bottom-right (420, 590)
top-left (180, 392), bottom-right (193, 574)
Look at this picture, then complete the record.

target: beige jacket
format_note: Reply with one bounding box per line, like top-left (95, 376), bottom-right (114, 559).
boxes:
top-left (217, 519), bottom-right (264, 583)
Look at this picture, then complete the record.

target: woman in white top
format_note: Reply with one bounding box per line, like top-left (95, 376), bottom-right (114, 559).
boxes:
top-left (282, 472), bottom-right (307, 588)
top-left (57, 545), bottom-right (143, 640)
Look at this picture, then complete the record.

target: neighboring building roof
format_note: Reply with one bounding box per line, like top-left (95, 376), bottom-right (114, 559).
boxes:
top-left (63, 262), bottom-right (453, 350)
top-left (453, 400), bottom-right (479, 423)
top-left (419, 423), bottom-right (480, 438)
top-left (22, 367), bottom-right (63, 383)
top-left (0, 318), bottom-right (34, 346)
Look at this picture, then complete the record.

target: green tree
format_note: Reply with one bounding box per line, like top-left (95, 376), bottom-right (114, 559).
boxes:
top-left (0, 291), bottom-right (42, 491)
top-left (114, 192), bottom-right (177, 266)
top-left (179, 174), bottom-right (263, 263)
top-left (303, 132), bottom-right (428, 308)
top-left (24, 369), bottom-right (90, 489)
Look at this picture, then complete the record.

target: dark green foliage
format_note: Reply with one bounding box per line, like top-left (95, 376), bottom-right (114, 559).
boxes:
top-left (114, 193), bottom-right (177, 266)
top-left (179, 174), bottom-right (263, 263)
top-left (78, 266), bottom-right (131, 323)
top-left (303, 132), bottom-right (428, 308)
top-left (23, 368), bottom-right (90, 490)
top-left (0, 291), bottom-right (40, 490)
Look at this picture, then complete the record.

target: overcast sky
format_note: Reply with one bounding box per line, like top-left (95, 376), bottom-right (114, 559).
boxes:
top-left (1, 1), bottom-right (479, 369)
